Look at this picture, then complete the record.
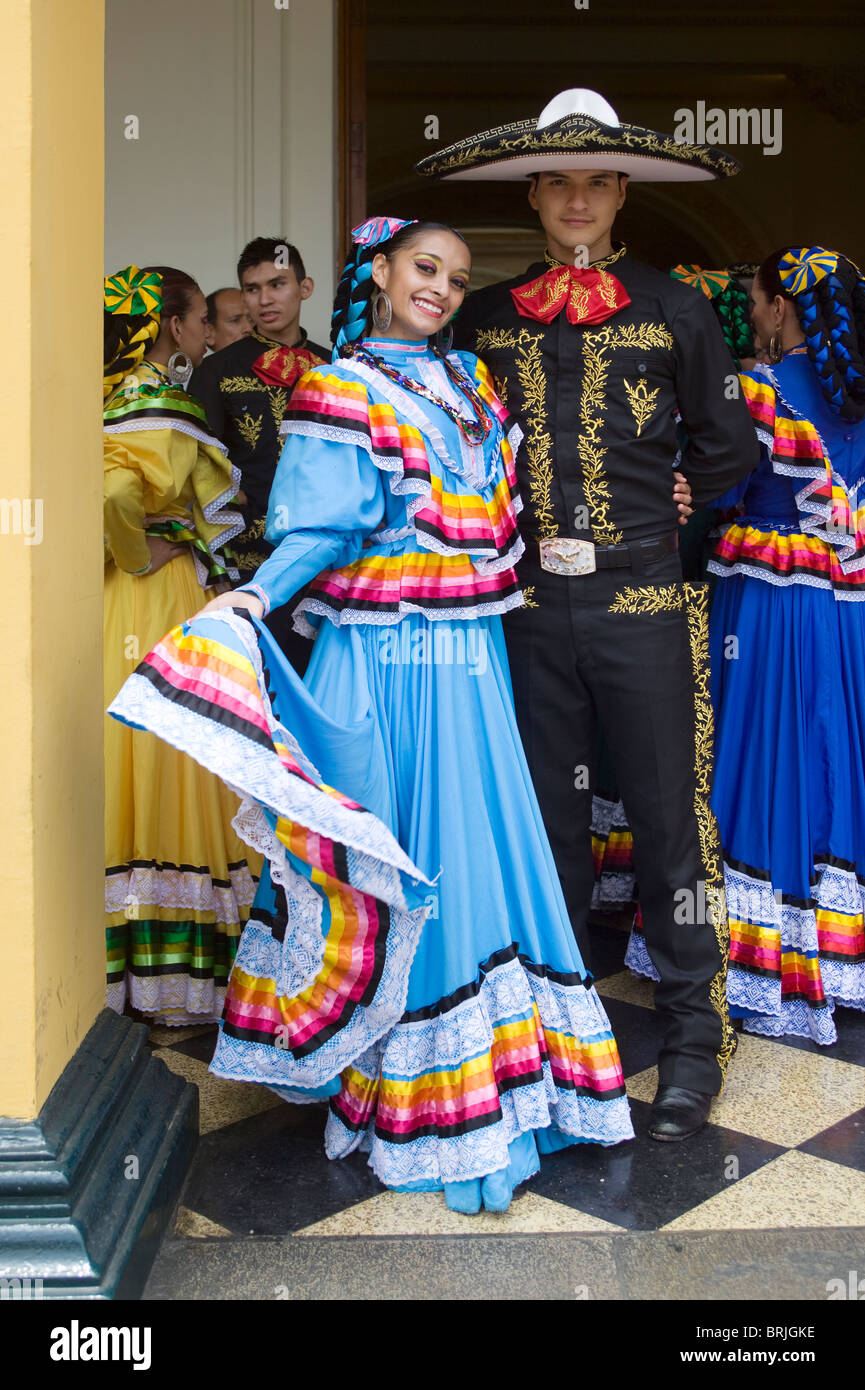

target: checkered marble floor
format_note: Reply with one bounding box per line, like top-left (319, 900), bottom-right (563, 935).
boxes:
top-left (144, 920), bottom-right (865, 1249)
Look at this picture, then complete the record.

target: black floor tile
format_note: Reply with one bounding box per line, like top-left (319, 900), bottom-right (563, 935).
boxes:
top-left (527, 1099), bottom-right (787, 1231)
top-left (180, 1102), bottom-right (381, 1235)
top-left (600, 997), bottom-right (665, 1079)
top-left (163, 1026), bottom-right (220, 1064)
top-left (798, 1107), bottom-right (865, 1174)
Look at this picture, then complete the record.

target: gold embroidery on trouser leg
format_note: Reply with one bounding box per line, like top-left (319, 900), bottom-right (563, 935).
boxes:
top-left (606, 580), bottom-right (736, 1089)
top-left (476, 327), bottom-right (557, 540)
top-left (608, 584), bottom-right (683, 614)
top-left (520, 583), bottom-right (538, 609)
top-left (684, 581), bottom-right (737, 1090)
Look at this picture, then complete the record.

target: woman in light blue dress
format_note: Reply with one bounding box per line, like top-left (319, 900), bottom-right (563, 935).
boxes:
top-left (110, 217), bottom-right (634, 1212)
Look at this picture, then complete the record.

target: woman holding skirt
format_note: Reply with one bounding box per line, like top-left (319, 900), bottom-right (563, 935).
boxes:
top-left (110, 221), bottom-right (634, 1210)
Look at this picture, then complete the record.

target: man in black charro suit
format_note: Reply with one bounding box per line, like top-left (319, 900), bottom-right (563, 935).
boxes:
top-left (418, 89), bottom-right (759, 1140)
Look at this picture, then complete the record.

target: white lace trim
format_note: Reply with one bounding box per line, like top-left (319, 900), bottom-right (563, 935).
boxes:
top-left (325, 953), bottom-right (634, 1186)
top-left (104, 417), bottom-right (229, 453)
top-left (231, 799), bottom-right (327, 998)
top-left (107, 974), bottom-right (226, 1025)
top-left (108, 609), bottom-right (430, 904)
top-left (210, 887), bottom-right (428, 1088)
top-left (754, 365), bottom-right (865, 574)
top-left (105, 863), bottom-right (257, 920)
top-left (723, 859), bottom-right (865, 1041)
top-left (200, 462), bottom-right (246, 562)
top-left (707, 556), bottom-right (865, 599)
top-left (291, 589), bottom-right (526, 638)
top-left (592, 871), bottom-right (636, 909)
top-left (625, 930), bottom-right (661, 983)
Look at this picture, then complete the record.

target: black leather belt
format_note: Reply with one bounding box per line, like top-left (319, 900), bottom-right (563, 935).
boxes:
top-left (536, 533), bottom-right (678, 576)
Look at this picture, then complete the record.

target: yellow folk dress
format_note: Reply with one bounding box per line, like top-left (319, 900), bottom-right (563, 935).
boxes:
top-left (103, 363), bottom-right (261, 1024)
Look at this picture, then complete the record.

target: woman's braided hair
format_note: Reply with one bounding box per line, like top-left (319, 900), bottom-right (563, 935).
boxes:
top-left (714, 276), bottom-right (756, 368)
top-left (759, 247), bottom-right (865, 423)
top-left (103, 265), bottom-right (199, 401)
top-left (331, 221), bottom-right (468, 357)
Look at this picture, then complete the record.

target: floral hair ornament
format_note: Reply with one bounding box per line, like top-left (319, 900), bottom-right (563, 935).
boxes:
top-left (351, 216), bottom-right (417, 250)
top-left (778, 247), bottom-right (838, 298)
top-left (670, 265), bottom-right (732, 300)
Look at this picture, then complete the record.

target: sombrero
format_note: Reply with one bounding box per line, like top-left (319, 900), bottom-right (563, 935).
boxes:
top-left (416, 89), bottom-right (741, 183)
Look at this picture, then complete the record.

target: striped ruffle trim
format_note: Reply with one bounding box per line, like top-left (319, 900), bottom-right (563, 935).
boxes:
top-left (740, 368), bottom-right (865, 574)
top-left (283, 357), bottom-right (523, 571)
top-left (293, 550), bottom-right (523, 633)
top-left (709, 522), bottom-right (865, 598)
top-left (322, 946), bottom-right (634, 1188)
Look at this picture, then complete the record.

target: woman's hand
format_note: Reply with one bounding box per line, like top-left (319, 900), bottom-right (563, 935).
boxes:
top-left (144, 535), bottom-right (187, 574)
top-left (194, 589), bottom-right (265, 620)
top-left (673, 471), bottom-right (694, 525)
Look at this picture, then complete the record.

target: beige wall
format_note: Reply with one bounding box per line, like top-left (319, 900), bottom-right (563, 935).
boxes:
top-left (105, 0), bottom-right (337, 347)
top-left (0, 0), bottom-right (105, 1118)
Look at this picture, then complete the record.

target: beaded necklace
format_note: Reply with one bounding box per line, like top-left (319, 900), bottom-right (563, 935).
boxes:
top-left (348, 343), bottom-right (492, 444)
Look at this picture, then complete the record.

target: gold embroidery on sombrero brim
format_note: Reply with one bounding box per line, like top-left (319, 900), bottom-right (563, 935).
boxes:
top-left (417, 121), bottom-right (741, 180)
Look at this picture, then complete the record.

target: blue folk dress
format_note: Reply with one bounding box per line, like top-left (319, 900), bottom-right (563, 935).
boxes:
top-left (696, 354), bottom-right (864, 1042)
top-left (110, 337), bottom-right (634, 1211)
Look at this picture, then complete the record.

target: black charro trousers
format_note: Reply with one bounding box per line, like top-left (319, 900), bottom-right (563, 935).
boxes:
top-left (503, 550), bottom-right (736, 1096)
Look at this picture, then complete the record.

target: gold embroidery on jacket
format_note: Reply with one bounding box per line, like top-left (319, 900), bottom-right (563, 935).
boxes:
top-left (520, 583), bottom-right (538, 608)
top-left (544, 245), bottom-right (628, 272)
top-left (236, 551), bottom-right (271, 571)
top-left (476, 326), bottom-right (557, 540)
top-left (624, 377), bottom-right (661, 436)
top-left (578, 322), bottom-right (675, 546)
top-left (268, 387), bottom-right (289, 431)
top-left (220, 375), bottom-right (267, 393)
top-left (236, 411), bottom-right (263, 449)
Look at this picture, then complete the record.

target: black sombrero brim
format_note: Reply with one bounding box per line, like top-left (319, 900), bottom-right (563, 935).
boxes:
top-left (415, 114), bottom-right (741, 183)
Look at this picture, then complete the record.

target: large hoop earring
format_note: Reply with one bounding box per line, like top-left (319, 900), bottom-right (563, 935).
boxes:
top-left (433, 323), bottom-right (454, 355)
top-left (371, 290), bottom-right (392, 333)
top-left (767, 332), bottom-right (783, 365)
top-left (167, 350), bottom-right (193, 388)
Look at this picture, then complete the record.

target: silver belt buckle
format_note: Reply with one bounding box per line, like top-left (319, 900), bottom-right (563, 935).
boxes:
top-left (539, 537), bottom-right (597, 576)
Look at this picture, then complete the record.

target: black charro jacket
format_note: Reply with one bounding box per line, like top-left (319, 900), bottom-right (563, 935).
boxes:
top-left (453, 245), bottom-right (759, 552)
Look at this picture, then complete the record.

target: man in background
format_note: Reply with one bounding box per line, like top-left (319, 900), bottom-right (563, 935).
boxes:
top-left (191, 237), bottom-right (328, 670)
top-left (204, 288), bottom-right (251, 352)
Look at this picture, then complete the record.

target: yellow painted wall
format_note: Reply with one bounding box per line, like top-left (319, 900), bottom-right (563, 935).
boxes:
top-left (0, 0), bottom-right (105, 1117)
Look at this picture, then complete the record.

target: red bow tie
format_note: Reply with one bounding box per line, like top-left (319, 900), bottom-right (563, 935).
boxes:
top-left (511, 264), bottom-right (631, 326)
top-left (252, 345), bottom-right (323, 389)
